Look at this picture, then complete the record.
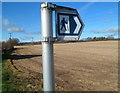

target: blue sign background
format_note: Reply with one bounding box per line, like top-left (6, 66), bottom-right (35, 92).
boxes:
top-left (57, 13), bottom-right (84, 36)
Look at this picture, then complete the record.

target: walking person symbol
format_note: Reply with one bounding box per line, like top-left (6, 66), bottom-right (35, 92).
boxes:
top-left (60, 18), bottom-right (68, 31)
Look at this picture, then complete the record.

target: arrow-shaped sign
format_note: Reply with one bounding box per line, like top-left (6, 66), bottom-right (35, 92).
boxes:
top-left (56, 12), bottom-right (84, 41)
top-left (73, 16), bottom-right (81, 34)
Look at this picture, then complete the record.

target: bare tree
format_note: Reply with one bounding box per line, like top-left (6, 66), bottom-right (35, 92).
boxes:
top-left (2, 38), bottom-right (19, 50)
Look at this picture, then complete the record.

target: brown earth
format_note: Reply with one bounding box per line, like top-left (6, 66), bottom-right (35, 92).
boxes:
top-left (10, 40), bottom-right (118, 91)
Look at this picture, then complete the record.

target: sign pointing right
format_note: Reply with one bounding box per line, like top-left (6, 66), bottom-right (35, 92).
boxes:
top-left (55, 5), bottom-right (84, 41)
top-left (56, 12), bottom-right (84, 41)
top-left (73, 16), bottom-right (81, 34)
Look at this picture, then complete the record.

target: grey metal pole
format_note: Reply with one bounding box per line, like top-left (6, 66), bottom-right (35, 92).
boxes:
top-left (41, 2), bottom-right (55, 92)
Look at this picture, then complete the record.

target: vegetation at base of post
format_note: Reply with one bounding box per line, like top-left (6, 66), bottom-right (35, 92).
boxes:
top-left (2, 57), bottom-right (43, 92)
top-left (2, 49), bottom-right (16, 92)
top-left (1, 38), bottom-right (19, 92)
top-left (1, 39), bottom-right (43, 92)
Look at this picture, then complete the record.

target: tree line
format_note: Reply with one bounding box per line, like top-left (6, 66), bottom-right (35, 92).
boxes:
top-left (86, 36), bottom-right (116, 41)
top-left (1, 36), bottom-right (118, 52)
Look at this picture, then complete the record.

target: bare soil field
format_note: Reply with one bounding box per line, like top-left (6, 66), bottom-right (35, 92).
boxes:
top-left (10, 41), bottom-right (118, 91)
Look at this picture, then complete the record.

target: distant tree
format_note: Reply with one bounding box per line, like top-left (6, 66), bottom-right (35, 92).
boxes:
top-left (2, 41), bottom-right (6, 50)
top-left (107, 36), bottom-right (114, 40)
top-left (11, 38), bottom-right (19, 45)
top-left (0, 41), bottom-right (2, 49)
top-left (87, 37), bottom-right (92, 40)
top-left (86, 36), bottom-right (115, 41)
top-left (2, 38), bottom-right (19, 50)
top-left (93, 37), bottom-right (97, 41)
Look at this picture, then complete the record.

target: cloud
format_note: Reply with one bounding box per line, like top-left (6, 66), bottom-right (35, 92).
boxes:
top-left (79, 1), bottom-right (97, 13)
top-left (79, 2), bottom-right (95, 12)
top-left (3, 18), bottom-right (25, 33)
top-left (20, 36), bottom-right (33, 41)
top-left (91, 27), bottom-right (118, 34)
top-left (7, 27), bottom-right (25, 32)
top-left (3, 19), bottom-right (10, 26)
top-left (25, 31), bottom-right (41, 34)
top-left (104, 18), bottom-right (112, 23)
top-left (2, 18), bottom-right (40, 34)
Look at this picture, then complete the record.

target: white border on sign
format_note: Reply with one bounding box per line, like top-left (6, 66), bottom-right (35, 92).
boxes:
top-left (55, 9), bottom-right (84, 41)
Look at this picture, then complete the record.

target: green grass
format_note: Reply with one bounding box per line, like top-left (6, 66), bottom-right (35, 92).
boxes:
top-left (2, 49), bottom-right (16, 92)
top-left (2, 49), bottom-right (43, 92)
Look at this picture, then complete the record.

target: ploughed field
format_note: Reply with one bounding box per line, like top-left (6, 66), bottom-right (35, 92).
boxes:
top-left (11, 41), bottom-right (118, 91)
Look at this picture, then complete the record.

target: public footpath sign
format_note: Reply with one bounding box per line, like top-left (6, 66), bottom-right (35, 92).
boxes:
top-left (56, 6), bottom-right (84, 41)
top-left (41, 2), bottom-right (84, 92)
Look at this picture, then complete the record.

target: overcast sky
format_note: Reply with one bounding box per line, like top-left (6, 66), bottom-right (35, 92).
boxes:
top-left (2, 2), bottom-right (118, 42)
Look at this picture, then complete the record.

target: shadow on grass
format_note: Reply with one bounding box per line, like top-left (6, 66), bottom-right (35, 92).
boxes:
top-left (2, 48), bottom-right (17, 60)
top-left (2, 48), bottom-right (42, 60)
top-left (10, 55), bottom-right (42, 60)
top-left (2, 48), bottom-right (43, 92)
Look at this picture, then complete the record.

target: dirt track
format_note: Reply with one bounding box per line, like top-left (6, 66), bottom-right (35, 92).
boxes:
top-left (12, 41), bottom-right (118, 91)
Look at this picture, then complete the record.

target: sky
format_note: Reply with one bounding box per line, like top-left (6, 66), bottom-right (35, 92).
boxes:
top-left (2, 2), bottom-right (118, 42)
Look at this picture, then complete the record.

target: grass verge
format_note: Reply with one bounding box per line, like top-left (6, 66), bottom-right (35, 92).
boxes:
top-left (2, 48), bottom-right (43, 92)
top-left (2, 49), bottom-right (17, 92)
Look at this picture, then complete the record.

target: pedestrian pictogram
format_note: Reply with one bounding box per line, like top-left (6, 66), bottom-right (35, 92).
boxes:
top-left (60, 15), bottom-right (70, 34)
top-left (56, 8), bottom-right (84, 41)
top-left (60, 18), bottom-right (67, 31)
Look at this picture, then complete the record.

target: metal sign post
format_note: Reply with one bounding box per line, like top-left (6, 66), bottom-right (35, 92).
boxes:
top-left (41, 2), bottom-right (84, 92)
top-left (41, 2), bottom-right (55, 92)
